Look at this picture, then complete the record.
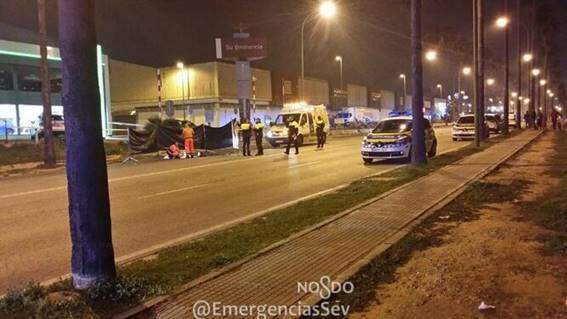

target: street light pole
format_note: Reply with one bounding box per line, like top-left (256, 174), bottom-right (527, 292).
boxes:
top-left (516, 0), bottom-right (522, 128)
top-left (335, 56), bottom-right (343, 90)
top-left (495, 3), bottom-right (510, 133)
top-left (436, 84), bottom-right (443, 98)
top-left (399, 74), bottom-right (407, 110)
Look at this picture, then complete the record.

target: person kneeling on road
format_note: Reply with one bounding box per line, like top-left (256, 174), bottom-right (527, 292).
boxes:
top-left (165, 143), bottom-right (181, 159)
top-left (285, 117), bottom-right (300, 155)
top-left (240, 118), bottom-right (252, 156)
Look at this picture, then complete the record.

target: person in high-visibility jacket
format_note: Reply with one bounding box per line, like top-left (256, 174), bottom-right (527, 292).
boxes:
top-left (285, 117), bottom-right (300, 155)
top-left (240, 118), bottom-right (252, 156)
top-left (315, 115), bottom-right (326, 149)
top-left (254, 118), bottom-right (265, 156)
top-left (182, 123), bottom-right (195, 158)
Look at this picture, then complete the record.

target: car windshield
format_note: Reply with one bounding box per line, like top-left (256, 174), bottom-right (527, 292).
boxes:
top-left (275, 113), bottom-right (300, 125)
top-left (372, 119), bottom-right (412, 133)
top-left (457, 116), bottom-right (474, 124)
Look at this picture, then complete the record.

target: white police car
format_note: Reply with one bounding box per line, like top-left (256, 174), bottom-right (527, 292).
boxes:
top-left (361, 116), bottom-right (437, 163)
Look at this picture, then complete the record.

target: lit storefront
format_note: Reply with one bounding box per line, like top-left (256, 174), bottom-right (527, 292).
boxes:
top-left (0, 39), bottom-right (111, 138)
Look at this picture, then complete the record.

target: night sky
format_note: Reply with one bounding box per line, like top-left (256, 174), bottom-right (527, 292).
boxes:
top-left (1, 0), bottom-right (566, 98)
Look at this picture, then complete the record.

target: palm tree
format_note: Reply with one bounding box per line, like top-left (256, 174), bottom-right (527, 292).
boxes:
top-left (58, 0), bottom-right (116, 289)
top-left (410, 0), bottom-right (427, 165)
top-left (37, 0), bottom-right (56, 167)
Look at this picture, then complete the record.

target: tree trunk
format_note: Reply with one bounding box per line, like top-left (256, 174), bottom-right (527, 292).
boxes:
top-left (38, 0), bottom-right (56, 167)
top-left (58, 0), bottom-right (116, 289)
top-left (410, 0), bottom-right (427, 165)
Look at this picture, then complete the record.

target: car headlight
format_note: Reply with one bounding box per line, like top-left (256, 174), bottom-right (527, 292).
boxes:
top-left (397, 136), bottom-right (410, 144)
top-left (362, 137), bottom-right (369, 145)
top-left (267, 131), bottom-right (273, 138)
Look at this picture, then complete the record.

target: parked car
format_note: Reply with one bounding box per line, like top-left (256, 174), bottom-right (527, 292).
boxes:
top-left (485, 113), bottom-right (503, 133)
top-left (452, 114), bottom-right (490, 141)
top-left (35, 115), bottom-right (65, 140)
top-left (361, 116), bottom-right (437, 163)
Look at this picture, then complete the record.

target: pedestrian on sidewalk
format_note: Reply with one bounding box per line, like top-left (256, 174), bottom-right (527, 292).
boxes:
top-left (530, 109), bottom-right (537, 129)
top-left (316, 115), bottom-right (326, 149)
top-left (523, 111), bottom-right (531, 129)
top-left (254, 118), bottom-right (264, 156)
top-left (182, 122), bottom-right (195, 158)
top-left (240, 118), bottom-right (252, 156)
top-left (285, 117), bottom-right (299, 155)
top-left (536, 110), bottom-right (544, 130)
top-left (551, 109), bottom-right (560, 130)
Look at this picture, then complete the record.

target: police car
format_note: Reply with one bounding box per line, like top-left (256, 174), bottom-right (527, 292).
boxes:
top-left (361, 116), bottom-right (437, 164)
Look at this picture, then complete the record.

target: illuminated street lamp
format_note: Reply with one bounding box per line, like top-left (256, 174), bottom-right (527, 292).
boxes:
top-left (462, 66), bottom-right (472, 75)
top-left (522, 53), bottom-right (533, 63)
top-left (425, 50), bottom-right (438, 61)
top-left (495, 16), bottom-right (510, 28)
top-left (511, 92), bottom-right (518, 98)
top-left (486, 78), bottom-right (495, 86)
top-left (300, 1), bottom-right (337, 98)
top-left (531, 68), bottom-right (541, 76)
top-left (539, 79), bottom-right (547, 86)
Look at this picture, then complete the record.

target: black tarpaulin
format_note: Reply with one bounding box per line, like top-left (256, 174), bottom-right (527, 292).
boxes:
top-left (128, 120), bottom-right (235, 154)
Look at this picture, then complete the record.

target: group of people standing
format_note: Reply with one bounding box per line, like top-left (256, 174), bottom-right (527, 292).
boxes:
top-left (523, 109), bottom-right (563, 131)
top-left (239, 115), bottom-right (327, 157)
top-left (239, 118), bottom-right (265, 156)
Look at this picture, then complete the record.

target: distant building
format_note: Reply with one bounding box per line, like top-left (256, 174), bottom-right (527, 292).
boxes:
top-left (110, 60), bottom-right (275, 126)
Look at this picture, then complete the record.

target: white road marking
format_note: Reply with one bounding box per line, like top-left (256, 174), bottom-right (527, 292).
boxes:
top-left (138, 184), bottom-right (211, 200)
top-left (289, 161), bottom-right (320, 169)
top-left (0, 186), bottom-right (67, 200)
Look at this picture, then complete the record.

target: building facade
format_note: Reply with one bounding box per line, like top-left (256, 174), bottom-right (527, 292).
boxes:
top-left (0, 39), bottom-right (111, 137)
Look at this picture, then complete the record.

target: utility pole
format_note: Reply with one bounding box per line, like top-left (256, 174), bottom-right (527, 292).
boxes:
top-left (503, 0), bottom-right (510, 134)
top-left (37, 0), bottom-right (56, 167)
top-left (478, 0), bottom-right (486, 140)
top-left (58, 0), bottom-right (116, 289)
top-left (410, 0), bottom-right (427, 165)
top-left (516, 0), bottom-right (522, 128)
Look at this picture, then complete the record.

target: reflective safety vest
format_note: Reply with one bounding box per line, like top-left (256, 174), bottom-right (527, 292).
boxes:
top-left (255, 123), bottom-right (265, 130)
top-left (289, 120), bottom-right (299, 128)
top-left (241, 123), bottom-right (251, 130)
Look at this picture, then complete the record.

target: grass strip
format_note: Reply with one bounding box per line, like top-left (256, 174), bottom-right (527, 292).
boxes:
top-left (0, 141), bottom-right (128, 167)
top-left (0, 134), bottom-right (515, 318)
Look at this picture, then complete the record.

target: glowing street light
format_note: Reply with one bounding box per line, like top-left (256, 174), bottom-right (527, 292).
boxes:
top-left (425, 50), bottom-right (438, 61)
top-left (176, 61), bottom-right (184, 69)
top-left (486, 78), bottom-right (495, 86)
top-left (495, 16), bottom-right (510, 28)
top-left (522, 53), bottom-right (533, 63)
top-left (523, 98), bottom-right (530, 105)
top-left (462, 66), bottom-right (472, 75)
top-left (436, 83), bottom-right (443, 97)
top-left (539, 79), bottom-right (547, 86)
top-left (531, 68), bottom-right (541, 76)
top-left (300, 1), bottom-right (338, 98)
top-left (511, 92), bottom-right (518, 98)
top-left (319, 1), bottom-right (337, 18)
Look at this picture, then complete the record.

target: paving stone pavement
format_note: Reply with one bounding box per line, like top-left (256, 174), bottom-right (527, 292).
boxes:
top-left (129, 130), bottom-right (540, 319)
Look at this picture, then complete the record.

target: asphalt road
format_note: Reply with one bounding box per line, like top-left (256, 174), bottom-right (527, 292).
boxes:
top-left (0, 127), bottom-right (459, 292)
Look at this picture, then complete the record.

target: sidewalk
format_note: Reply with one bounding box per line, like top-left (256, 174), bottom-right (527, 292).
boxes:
top-left (125, 130), bottom-right (541, 319)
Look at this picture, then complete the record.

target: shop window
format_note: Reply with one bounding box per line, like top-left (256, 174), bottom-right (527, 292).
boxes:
top-left (16, 66), bottom-right (41, 92)
top-left (0, 66), bottom-right (14, 91)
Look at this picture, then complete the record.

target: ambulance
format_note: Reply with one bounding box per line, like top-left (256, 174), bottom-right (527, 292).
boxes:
top-left (266, 103), bottom-right (330, 147)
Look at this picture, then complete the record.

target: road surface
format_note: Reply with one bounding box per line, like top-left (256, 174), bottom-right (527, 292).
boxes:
top-left (0, 127), bottom-right (459, 292)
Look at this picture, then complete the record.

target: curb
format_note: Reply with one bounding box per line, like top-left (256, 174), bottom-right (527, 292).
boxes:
top-left (117, 133), bottom-right (521, 318)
